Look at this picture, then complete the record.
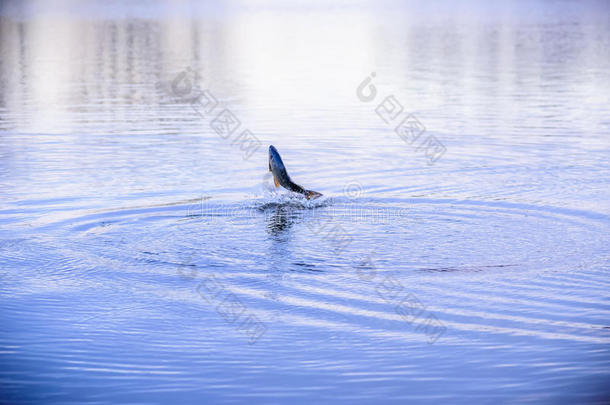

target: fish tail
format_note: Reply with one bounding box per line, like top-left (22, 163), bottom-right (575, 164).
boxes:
top-left (304, 189), bottom-right (323, 200)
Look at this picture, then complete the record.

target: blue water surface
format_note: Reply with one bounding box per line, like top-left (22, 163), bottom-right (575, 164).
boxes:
top-left (1, 1), bottom-right (609, 403)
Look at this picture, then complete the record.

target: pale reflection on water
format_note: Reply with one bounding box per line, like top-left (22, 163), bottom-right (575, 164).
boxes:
top-left (1, 1), bottom-right (609, 404)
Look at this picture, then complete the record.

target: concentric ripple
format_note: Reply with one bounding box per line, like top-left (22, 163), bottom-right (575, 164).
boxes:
top-left (3, 195), bottom-right (607, 349)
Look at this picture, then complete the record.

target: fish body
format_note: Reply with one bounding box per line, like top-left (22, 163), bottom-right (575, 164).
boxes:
top-left (268, 145), bottom-right (322, 200)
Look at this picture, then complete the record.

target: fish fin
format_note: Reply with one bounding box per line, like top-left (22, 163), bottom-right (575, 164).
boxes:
top-left (274, 176), bottom-right (280, 188)
top-left (305, 190), bottom-right (322, 200)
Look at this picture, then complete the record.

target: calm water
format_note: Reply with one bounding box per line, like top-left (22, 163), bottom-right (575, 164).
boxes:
top-left (1, 1), bottom-right (610, 403)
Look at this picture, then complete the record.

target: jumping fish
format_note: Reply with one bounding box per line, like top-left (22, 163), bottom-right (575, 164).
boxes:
top-left (268, 145), bottom-right (322, 200)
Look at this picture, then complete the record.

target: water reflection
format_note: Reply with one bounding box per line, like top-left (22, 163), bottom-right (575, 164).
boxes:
top-left (0, 1), bottom-right (607, 143)
top-left (265, 205), bottom-right (298, 235)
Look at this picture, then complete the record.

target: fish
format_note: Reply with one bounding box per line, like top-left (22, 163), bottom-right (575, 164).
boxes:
top-left (268, 145), bottom-right (322, 200)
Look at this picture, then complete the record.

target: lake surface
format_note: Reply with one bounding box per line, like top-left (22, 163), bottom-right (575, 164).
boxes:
top-left (1, 1), bottom-right (609, 403)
